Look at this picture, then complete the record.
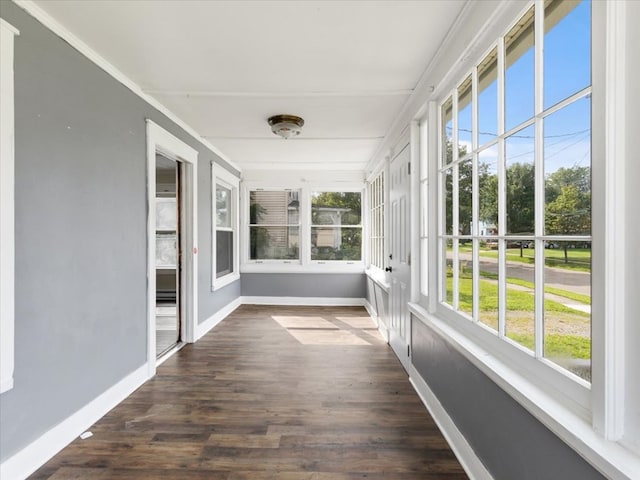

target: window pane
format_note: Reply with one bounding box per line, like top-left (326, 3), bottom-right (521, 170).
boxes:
top-left (421, 237), bottom-right (429, 295)
top-left (458, 241), bottom-right (473, 318)
top-left (216, 185), bottom-right (231, 228)
top-left (505, 241), bottom-right (535, 352)
top-left (544, 0), bottom-right (591, 109)
top-left (250, 226), bottom-right (299, 260)
top-left (311, 227), bottom-right (361, 261)
top-left (444, 168), bottom-right (453, 235)
top-left (506, 125), bottom-right (535, 235)
top-left (478, 48), bottom-right (498, 145)
top-left (544, 96), bottom-right (591, 236)
top-left (544, 244), bottom-right (591, 381)
top-left (459, 159), bottom-right (472, 235)
top-left (421, 181), bottom-right (429, 238)
top-left (458, 75), bottom-right (473, 153)
top-left (505, 7), bottom-right (535, 131)
top-left (250, 190), bottom-right (299, 225)
top-left (442, 97), bottom-right (453, 165)
top-left (216, 230), bottom-right (233, 278)
top-left (312, 192), bottom-right (361, 226)
top-left (478, 148), bottom-right (498, 237)
top-left (479, 262), bottom-right (499, 331)
top-left (444, 239), bottom-right (453, 306)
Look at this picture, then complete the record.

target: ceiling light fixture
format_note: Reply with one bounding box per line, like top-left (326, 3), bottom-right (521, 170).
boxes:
top-left (267, 114), bottom-right (305, 139)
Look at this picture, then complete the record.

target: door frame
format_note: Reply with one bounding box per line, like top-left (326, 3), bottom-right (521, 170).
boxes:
top-left (146, 120), bottom-right (198, 378)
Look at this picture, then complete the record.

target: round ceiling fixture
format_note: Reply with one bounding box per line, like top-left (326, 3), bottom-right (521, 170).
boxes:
top-left (267, 114), bottom-right (305, 139)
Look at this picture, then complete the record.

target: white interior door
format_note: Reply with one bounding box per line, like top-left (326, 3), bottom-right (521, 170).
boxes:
top-left (388, 144), bottom-right (411, 371)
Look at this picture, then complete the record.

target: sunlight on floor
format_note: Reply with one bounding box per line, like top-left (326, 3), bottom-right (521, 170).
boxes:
top-left (271, 314), bottom-right (379, 346)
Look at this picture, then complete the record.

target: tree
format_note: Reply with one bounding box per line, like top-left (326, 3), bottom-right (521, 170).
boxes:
top-left (545, 184), bottom-right (591, 263)
top-left (505, 162), bottom-right (535, 235)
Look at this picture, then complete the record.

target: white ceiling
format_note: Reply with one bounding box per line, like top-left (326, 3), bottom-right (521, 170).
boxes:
top-left (33, 0), bottom-right (467, 172)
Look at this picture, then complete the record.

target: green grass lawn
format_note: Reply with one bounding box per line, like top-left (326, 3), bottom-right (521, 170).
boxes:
top-left (445, 270), bottom-right (591, 373)
top-left (478, 247), bottom-right (591, 272)
top-left (479, 271), bottom-right (591, 304)
top-left (450, 271), bottom-right (589, 316)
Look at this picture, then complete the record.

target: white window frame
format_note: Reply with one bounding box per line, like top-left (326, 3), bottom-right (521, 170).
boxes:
top-left (414, 1), bottom-right (640, 477)
top-left (212, 163), bottom-right (240, 290)
top-left (241, 182), bottom-right (365, 273)
top-left (0, 19), bottom-right (19, 394)
top-left (367, 171), bottom-right (385, 272)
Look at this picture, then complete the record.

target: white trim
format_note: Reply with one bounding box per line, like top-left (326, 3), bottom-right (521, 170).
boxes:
top-left (0, 18), bottom-right (19, 394)
top-left (212, 163), bottom-right (240, 291)
top-left (601, 0), bottom-right (626, 443)
top-left (408, 365), bottom-right (493, 480)
top-left (241, 296), bottom-right (366, 307)
top-left (0, 363), bottom-right (148, 480)
top-left (409, 302), bottom-right (640, 480)
top-left (11, 0), bottom-right (241, 174)
top-left (241, 263), bottom-right (365, 274)
top-left (195, 297), bottom-right (242, 341)
top-left (146, 120), bottom-right (198, 379)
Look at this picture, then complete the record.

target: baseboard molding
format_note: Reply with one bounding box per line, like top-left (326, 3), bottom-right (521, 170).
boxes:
top-left (408, 364), bottom-right (493, 480)
top-left (240, 296), bottom-right (366, 306)
top-left (196, 297), bottom-right (242, 340)
top-left (0, 363), bottom-right (148, 480)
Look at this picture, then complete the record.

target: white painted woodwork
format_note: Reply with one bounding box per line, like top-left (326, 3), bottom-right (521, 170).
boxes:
top-left (388, 143), bottom-right (412, 371)
top-left (0, 19), bottom-right (18, 394)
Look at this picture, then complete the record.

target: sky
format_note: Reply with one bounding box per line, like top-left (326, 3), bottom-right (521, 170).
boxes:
top-left (447, 0), bottom-right (592, 176)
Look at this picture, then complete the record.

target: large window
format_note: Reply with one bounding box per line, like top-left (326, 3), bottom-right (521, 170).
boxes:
top-left (244, 186), bottom-right (363, 269)
top-left (212, 164), bottom-right (240, 289)
top-left (368, 173), bottom-right (385, 270)
top-left (438, 0), bottom-right (592, 381)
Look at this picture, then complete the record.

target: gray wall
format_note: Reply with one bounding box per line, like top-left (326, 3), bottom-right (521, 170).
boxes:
top-left (411, 317), bottom-right (604, 480)
top-left (0, 2), bottom-right (240, 461)
top-left (241, 273), bottom-right (365, 298)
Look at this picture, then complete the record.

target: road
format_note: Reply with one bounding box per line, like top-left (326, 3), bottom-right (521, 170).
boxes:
top-left (458, 253), bottom-right (591, 296)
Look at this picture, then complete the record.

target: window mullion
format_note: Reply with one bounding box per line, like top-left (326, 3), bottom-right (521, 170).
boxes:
top-left (497, 34), bottom-right (507, 337)
top-left (534, 0), bottom-right (545, 359)
top-left (452, 91), bottom-right (460, 311)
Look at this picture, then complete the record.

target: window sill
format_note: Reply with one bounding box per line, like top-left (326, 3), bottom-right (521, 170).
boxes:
top-left (408, 302), bottom-right (640, 480)
top-left (365, 268), bottom-right (391, 292)
top-left (241, 263), bottom-right (365, 274)
top-left (212, 272), bottom-right (240, 291)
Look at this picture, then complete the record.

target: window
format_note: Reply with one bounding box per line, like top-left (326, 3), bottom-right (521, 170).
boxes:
top-left (0, 19), bottom-right (18, 394)
top-left (438, 0), bottom-right (592, 382)
top-left (311, 192), bottom-right (362, 262)
top-left (212, 164), bottom-right (239, 289)
top-left (368, 173), bottom-right (385, 270)
top-left (249, 189), bottom-right (300, 262)
top-left (243, 185), bottom-right (364, 271)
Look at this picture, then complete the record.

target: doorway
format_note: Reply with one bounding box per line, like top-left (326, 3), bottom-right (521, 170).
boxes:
top-left (388, 143), bottom-right (411, 372)
top-left (155, 154), bottom-right (182, 357)
top-left (146, 120), bottom-right (198, 376)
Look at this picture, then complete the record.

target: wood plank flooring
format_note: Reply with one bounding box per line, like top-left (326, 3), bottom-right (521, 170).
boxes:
top-left (30, 305), bottom-right (468, 479)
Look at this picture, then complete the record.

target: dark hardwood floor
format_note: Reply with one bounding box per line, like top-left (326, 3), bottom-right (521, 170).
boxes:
top-left (30, 305), bottom-right (468, 479)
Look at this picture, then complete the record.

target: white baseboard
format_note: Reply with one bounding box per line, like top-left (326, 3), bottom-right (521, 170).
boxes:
top-left (408, 364), bottom-right (493, 480)
top-left (240, 296), bottom-right (366, 306)
top-left (0, 363), bottom-right (148, 480)
top-left (196, 297), bottom-right (242, 340)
